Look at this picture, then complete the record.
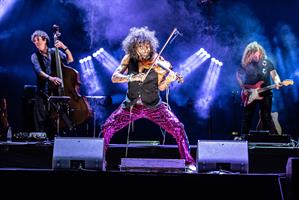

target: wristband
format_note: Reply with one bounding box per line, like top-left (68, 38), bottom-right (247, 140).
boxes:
top-left (128, 74), bottom-right (133, 82)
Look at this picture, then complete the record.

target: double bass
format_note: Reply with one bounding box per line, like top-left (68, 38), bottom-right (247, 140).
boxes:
top-left (50, 25), bottom-right (92, 129)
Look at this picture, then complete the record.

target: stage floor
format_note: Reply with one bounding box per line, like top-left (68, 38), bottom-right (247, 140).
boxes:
top-left (1, 141), bottom-right (297, 199)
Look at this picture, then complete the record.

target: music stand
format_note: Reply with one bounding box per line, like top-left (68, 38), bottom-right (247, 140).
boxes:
top-left (86, 96), bottom-right (111, 137)
top-left (48, 96), bottom-right (72, 136)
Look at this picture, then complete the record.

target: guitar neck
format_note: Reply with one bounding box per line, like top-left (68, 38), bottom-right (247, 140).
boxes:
top-left (258, 84), bottom-right (276, 93)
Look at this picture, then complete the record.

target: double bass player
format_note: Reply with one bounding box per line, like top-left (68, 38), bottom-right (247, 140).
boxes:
top-left (31, 28), bottom-right (92, 139)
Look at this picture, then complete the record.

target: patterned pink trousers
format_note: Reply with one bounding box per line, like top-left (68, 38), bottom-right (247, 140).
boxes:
top-left (101, 103), bottom-right (195, 165)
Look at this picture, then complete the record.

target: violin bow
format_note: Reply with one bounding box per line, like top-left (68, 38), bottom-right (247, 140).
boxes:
top-left (142, 28), bottom-right (180, 82)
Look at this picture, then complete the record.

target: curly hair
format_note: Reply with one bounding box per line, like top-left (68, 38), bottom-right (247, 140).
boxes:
top-left (122, 26), bottom-right (159, 60)
top-left (241, 41), bottom-right (266, 68)
top-left (31, 30), bottom-right (50, 45)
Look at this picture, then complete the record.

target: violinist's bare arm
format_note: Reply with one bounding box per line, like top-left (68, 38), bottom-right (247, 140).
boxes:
top-left (158, 70), bottom-right (177, 91)
top-left (111, 55), bottom-right (130, 83)
top-left (112, 55), bottom-right (149, 83)
top-left (157, 59), bottom-right (178, 92)
top-left (156, 57), bottom-right (177, 91)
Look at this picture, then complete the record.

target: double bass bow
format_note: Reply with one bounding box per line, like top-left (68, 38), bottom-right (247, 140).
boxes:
top-left (51, 25), bottom-right (92, 129)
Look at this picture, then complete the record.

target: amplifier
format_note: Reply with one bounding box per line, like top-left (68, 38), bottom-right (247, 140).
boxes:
top-left (245, 134), bottom-right (291, 144)
top-left (14, 132), bottom-right (47, 141)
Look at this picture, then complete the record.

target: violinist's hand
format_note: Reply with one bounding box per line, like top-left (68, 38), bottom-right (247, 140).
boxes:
top-left (165, 71), bottom-right (177, 83)
top-left (129, 73), bottom-right (146, 82)
top-left (55, 40), bottom-right (67, 50)
top-left (49, 76), bottom-right (62, 86)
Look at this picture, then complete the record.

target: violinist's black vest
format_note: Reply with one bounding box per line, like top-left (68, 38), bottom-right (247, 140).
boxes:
top-left (123, 58), bottom-right (161, 108)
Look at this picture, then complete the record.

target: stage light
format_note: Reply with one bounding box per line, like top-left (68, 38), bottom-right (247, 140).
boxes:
top-left (0, 0), bottom-right (16, 21)
top-left (195, 48), bottom-right (204, 56)
top-left (195, 56), bottom-right (223, 118)
top-left (93, 48), bottom-right (120, 72)
top-left (79, 56), bottom-right (102, 95)
top-left (179, 47), bottom-right (210, 78)
top-left (92, 48), bottom-right (104, 58)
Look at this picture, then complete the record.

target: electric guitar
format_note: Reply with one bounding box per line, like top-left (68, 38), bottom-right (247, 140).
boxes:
top-left (241, 79), bottom-right (294, 107)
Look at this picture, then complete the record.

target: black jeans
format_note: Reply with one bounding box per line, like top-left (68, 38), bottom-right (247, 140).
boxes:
top-left (241, 95), bottom-right (272, 135)
top-left (33, 94), bottom-right (56, 139)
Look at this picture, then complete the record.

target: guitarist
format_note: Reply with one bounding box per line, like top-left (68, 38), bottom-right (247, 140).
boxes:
top-left (30, 30), bottom-right (74, 139)
top-left (236, 41), bottom-right (282, 135)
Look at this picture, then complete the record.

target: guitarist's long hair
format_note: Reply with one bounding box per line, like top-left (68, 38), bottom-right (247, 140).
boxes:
top-left (241, 41), bottom-right (266, 68)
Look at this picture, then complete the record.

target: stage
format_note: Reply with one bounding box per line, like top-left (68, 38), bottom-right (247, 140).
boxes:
top-left (0, 169), bottom-right (285, 199)
top-left (0, 140), bottom-right (298, 199)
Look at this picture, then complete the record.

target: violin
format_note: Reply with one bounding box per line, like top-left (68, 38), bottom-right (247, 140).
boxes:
top-left (141, 28), bottom-right (184, 83)
top-left (141, 55), bottom-right (184, 83)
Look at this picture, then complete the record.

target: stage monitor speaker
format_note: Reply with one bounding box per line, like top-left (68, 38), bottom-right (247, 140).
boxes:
top-left (52, 137), bottom-right (105, 171)
top-left (286, 157), bottom-right (299, 200)
top-left (196, 140), bottom-right (249, 173)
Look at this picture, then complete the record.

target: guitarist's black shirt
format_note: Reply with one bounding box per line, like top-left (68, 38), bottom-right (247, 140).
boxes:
top-left (238, 58), bottom-right (275, 96)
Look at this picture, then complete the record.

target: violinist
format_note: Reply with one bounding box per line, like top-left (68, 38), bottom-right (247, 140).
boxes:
top-left (30, 30), bottom-right (73, 139)
top-left (100, 26), bottom-right (196, 172)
